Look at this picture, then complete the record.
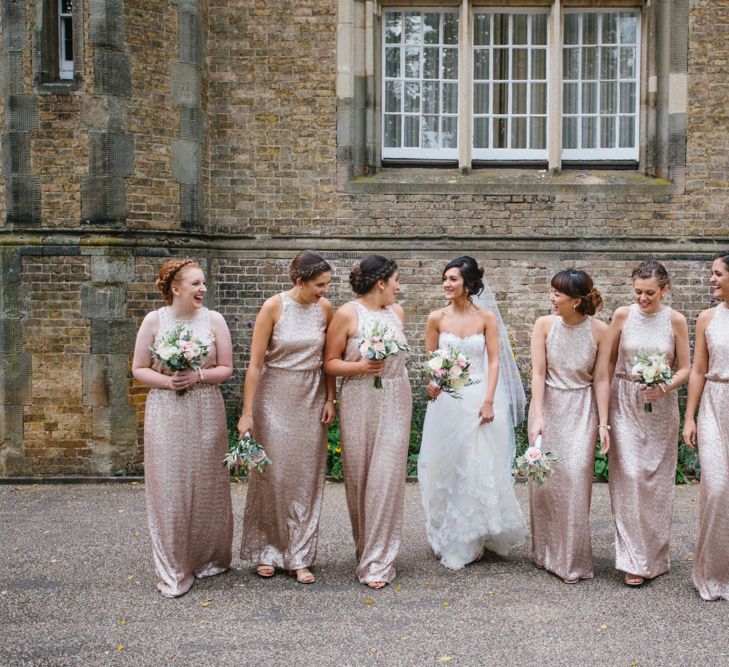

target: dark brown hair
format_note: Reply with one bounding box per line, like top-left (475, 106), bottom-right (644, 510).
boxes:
top-left (631, 260), bottom-right (670, 288)
top-left (349, 255), bottom-right (398, 295)
top-left (155, 259), bottom-right (201, 305)
top-left (551, 269), bottom-right (603, 316)
top-left (443, 256), bottom-right (484, 299)
top-left (288, 251), bottom-right (331, 284)
top-left (716, 251), bottom-right (729, 271)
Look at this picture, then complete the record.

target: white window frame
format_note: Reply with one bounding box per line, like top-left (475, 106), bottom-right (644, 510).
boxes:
top-left (379, 2), bottom-right (642, 166)
top-left (58, 0), bottom-right (74, 80)
top-left (561, 9), bottom-right (641, 161)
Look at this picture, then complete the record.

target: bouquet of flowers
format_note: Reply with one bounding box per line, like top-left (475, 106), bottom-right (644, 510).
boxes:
top-left (424, 345), bottom-right (480, 400)
top-left (358, 321), bottom-right (410, 389)
top-left (514, 435), bottom-right (558, 488)
top-left (631, 351), bottom-right (673, 413)
top-left (150, 324), bottom-right (211, 396)
top-left (224, 432), bottom-right (271, 477)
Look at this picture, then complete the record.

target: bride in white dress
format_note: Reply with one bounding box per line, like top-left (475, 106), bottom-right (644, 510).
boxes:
top-left (418, 257), bottom-right (528, 570)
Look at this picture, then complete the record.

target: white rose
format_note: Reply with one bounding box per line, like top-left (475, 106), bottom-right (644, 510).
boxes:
top-left (428, 356), bottom-right (444, 371)
top-left (642, 367), bottom-right (657, 383)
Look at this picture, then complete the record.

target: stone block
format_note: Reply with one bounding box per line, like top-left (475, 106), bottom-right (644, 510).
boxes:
top-left (2, 0), bottom-right (26, 51)
top-left (0, 319), bottom-right (23, 353)
top-left (81, 176), bottom-right (127, 223)
top-left (89, 0), bottom-right (125, 49)
top-left (83, 354), bottom-right (109, 407)
top-left (0, 52), bottom-right (24, 96)
top-left (179, 11), bottom-right (203, 67)
top-left (172, 140), bottom-right (201, 184)
top-left (6, 95), bottom-right (38, 131)
top-left (89, 132), bottom-right (134, 178)
top-left (90, 255), bottom-right (135, 284)
top-left (94, 49), bottom-right (132, 97)
top-left (6, 176), bottom-right (41, 224)
top-left (91, 319), bottom-right (136, 354)
top-left (171, 63), bottom-right (201, 108)
top-left (80, 284), bottom-right (127, 318)
top-left (0, 353), bottom-right (32, 406)
top-left (2, 131), bottom-right (32, 175)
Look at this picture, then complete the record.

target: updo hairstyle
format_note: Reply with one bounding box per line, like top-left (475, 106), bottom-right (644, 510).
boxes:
top-left (443, 256), bottom-right (485, 299)
top-left (551, 269), bottom-right (603, 316)
top-left (155, 258), bottom-right (201, 305)
top-left (349, 255), bottom-right (398, 295)
top-left (289, 251), bottom-right (331, 284)
top-left (716, 251), bottom-right (729, 271)
top-left (631, 260), bottom-right (670, 288)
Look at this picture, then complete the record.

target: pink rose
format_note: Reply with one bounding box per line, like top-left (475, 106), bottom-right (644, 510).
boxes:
top-left (525, 447), bottom-right (542, 466)
top-left (248, 450), bottom-right (266, 464)
top-left (435, 369), bottom-right (445, 378)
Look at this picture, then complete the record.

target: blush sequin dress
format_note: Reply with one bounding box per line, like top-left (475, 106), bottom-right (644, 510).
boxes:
top-left (144, 306), bottom-right (233, 598)
top-left (609, 304), bottom-right (679, 580)
top-left (240, 293), bottom-right (329, 571)
top-left (339, 302), bottom-right (412, 584)
top-left (692, 302), bottom-right (729, 600)
top-left (529, 316), bottom-right (598, 582)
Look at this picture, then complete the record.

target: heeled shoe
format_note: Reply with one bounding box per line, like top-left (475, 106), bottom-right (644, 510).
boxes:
top-left (288, 568), bottom-right (316, 584)
top-left (624, 573), bottom-right (645, 586)
top-left (366, 581), bottom-right (387, 590)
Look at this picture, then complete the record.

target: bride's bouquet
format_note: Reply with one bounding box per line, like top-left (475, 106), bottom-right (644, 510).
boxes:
top-left (224, 432), bottom-right (271, 477)
top-left (631, 351), bottom-right (673, 413)
top-left (424, 345), bottom-right (480, 400)
top-left (150, 324), bottom-right (211, 395)
top-left (358, 321), bottom-right (410, 389)
top-left (514, 435), bottom-right (558, 488)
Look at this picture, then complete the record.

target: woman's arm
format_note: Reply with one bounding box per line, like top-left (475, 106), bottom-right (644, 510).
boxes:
top-left (592, 319), bottom-right (612, 454)
top-left (320, 298), bottom-right (337, 425)
top-left (683, 309), bottom-right (713, 447)
top-left (424, 310), bottom-right (442, 399)
top-left (199, 311), bottom-right (234, 384)
top-left (323, 304), bottom-right (384, 378)
top-left (478, 310), bottom-right (499, 424)
top-left (132, 311), bottom-right (174, 390)
top-left (608, 306), bottom-right (629, 382)
top-left (528, 316), bottom-right (550, 443)
top-left (669, 310), bottom-right (691, 390)
top-left (237, 296), bottom-right (280, 437)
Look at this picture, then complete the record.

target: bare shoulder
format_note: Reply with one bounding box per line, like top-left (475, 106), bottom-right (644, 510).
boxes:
top-left (591, 317), bottom-right (609, 334)
top-left (697, 307), bottom-right (718, 326)
top-left (534, 314), bottom-right (555, 332)
top-left (207, 309), bottom-right (227, 325)
top-left (611, 305), bottom-right (631, 324)
top-left (391, 302), bottom-right (405, 320)
top-left (426, 308), bottom-right (447, 326)
top-left (141, 309), bottom-right (160, 327)
top-left (320, 297), bottom-right (334, 318)
top-left (670, 308), bottom-right (688, 327)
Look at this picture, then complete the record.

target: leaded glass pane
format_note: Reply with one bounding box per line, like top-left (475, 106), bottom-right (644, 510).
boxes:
top-left (424, 13), bottom-right (440, 45)
top-left (443, 13), bottom-right (459, 45)
top-left (423, 47), bottom-right (439, 79)
top-left (511, 117), bottom-right (527, 148)
top-left (422, 81), bottom-right (439, 114)
top-left (601, 47), bottom-right (618, 80)
top-left (442, 82), bottom-right (458, 114)
top-left (619, 115), bottom-right (635, 147)
top-left (405, 48), bottom-right (420, 78)
top-left (600, 116), bottom-right (616, 148)
top-left (494, 49), bottom-right (509, 79)
top-left (582, 47), bottom-right (598, 79)
top-left (494, 82), bottom-right (508, 114)
top-left (581, 82), bottom-right (597, 113)
top-left (620, 47), bottom-right (636, 78)
top-left (494, 14), bottom-right (509, 46)
top-left (533, 15), bottom-right (548, 46)
top-left (385, 81), bottom-right (401, 112)
top-left (474, 14), bottom-right (490, 46)
top-left (442, 116), bottom-right (458, 148)
top-left (385, 12), bottom-right (402, 43)
top-left (602, 13), bottom-right (617, 44)
top-left (474, 83), bottom-right (489, 115)
top-left (563, 117), bottom-right (578, 149)
top-left (513, 15), bottom-right (528, 45)
top-left (404, 116), bottom-right (420, 147)
top-left (386, 47), bottom-right (400, 78)
top-left (532, 49), bottom-right (546, 80)
top-left (564, 48), bottom-right (580, 80)
top-left (404, 81), bottom-right (420, 113)
top-left (582, 117), bottom-right (597, 148)
top-left (530, 117), bottom-right (546, 149)
top-left (442, 48), bottom-right (458, 79)
top-left (422, 115), bottom-right (439, 148)
top-left (384, 115), bottom-right (401, 147)
top-left (531, 83), bottom-right (546, 114)
top-left (600, 82), bottom-right (617, 114)
top-left (513, 49), bottom-right (528, 80)
top-left (404, 13), bottom-right (421, 45)
top-left (474, 49), bottom-right (489, 80)
top-left (619, 82), bottom-right (636, 113)
top-left (474, 117), bottom-right (489, 148)
top-left (584, 14), bottom-right (598, 45)
top-left (493, 117), bottom-right (508, 148)
top-left (563, 82), bottom-right (579, 114)
top-left (619, 12), bottom-right (637, 44)
top-left (564, 14), bottom-right (579, 46)
top-left (513, 83), bottom-right (527, 114)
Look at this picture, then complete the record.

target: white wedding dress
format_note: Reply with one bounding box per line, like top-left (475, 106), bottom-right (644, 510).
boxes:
top-left (418, 332), bottom-right (528, 570)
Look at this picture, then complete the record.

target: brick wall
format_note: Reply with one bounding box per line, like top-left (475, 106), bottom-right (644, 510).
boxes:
top-left (0, 1), bottom-right (727, 475)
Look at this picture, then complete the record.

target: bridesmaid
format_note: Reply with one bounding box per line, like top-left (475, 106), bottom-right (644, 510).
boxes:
top-left (324, 256), bottom-right (412, 589)
top-left (528, 269), bottom-right (611, 584)
top-left (238, 251), bottom-right (336, 584)
top-left (132, 259), bottom-right (234, 598)
top-left (608, 261), bottom-right (690, 586)
top-left (683, 252), bottom-right (729, 600)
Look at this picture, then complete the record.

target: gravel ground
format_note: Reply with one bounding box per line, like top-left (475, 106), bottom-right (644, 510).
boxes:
top-left (1, 481), bottom-right (726, 666)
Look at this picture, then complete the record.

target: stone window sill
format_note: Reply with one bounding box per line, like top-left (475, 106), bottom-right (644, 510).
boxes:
top-left (345, 168), bottom-right (674, 196)
top-left (37, 79), bottom-right (81, 95)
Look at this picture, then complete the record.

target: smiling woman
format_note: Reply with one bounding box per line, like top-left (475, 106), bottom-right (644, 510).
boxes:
top-left (131, 258), bottom-right (234, 598)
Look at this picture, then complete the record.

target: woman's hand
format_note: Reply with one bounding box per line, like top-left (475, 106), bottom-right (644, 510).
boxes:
top-left (321, 400), bottom-right (336, 425)
top-left (478, 400), bottom-right (494, 425)
top-left (359, 359), bottom-right (385, 377)
top-left (237, 414), bottom-right (254, 439)
top-left (641, 384), bottom-right (664, 403)
top-left (683, 418), bottom-right (697, 448)
top-left (169, 370), bottom-right (199, 392)
top-left (529, 417), bottom-right (544, 445)
top-left (598, 427), bottom-right (611, 455)
top-left (426, 381), bottom-right (442, 400)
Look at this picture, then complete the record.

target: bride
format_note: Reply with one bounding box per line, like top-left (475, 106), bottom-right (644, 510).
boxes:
top-left (418, 256), bottom-right (528, 570)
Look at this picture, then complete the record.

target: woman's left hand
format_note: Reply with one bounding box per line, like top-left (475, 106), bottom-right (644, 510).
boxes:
top-left (641, 384), bottom-right (664, 402)
top-left (321, 400), bottom-right (336, 425)
top-left (478, 400), bottom-right (494, 425)
top-left (170, 370), bottom-right (199, 391)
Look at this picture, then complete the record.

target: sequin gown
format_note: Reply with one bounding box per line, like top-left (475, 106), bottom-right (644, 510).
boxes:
top-left (419, 332), bottom-right (527, 570)
top-left (339, 302), bottom-right (412, 584)
top-left (609, 304), bottom-right (679, 579)
top-left (693, 302), bottom-right (729, 600)
top-left (144, 306), bottom-right (233, 598)
top-left (529, 316), bottom-right (598, 581)
top-left (241, 293), bottom-right (329, 570)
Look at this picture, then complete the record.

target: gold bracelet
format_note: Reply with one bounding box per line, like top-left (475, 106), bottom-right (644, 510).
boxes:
top-left (598, 424), bottom-right (611, 430)
top-left (198, 368), bottom-right (205, 383)
top-left (659, 383), bottom-right (666, 394)
top-left (326, 399), bottom-right (338, 405)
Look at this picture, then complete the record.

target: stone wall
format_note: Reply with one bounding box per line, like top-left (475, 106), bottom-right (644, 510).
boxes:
top-left (0, 0), bottom-right (728, 476)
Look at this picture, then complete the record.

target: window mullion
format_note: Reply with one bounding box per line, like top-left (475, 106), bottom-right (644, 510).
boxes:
top-left (548, 0), bottom-right (562, 172)
top-left (458, 0), bottom-right (472, 170)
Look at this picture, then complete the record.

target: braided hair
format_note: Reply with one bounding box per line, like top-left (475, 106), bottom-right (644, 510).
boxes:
top-left (551, 269), bottom-right (603, 316)
top-left (631, 260), bottom-right (670, 288)
top-left (155, 258), bottom-right (201, 304)
top-left (349, 255), bottom-right (398, 295)
top-left (289, 251), bottom-right (331, 284)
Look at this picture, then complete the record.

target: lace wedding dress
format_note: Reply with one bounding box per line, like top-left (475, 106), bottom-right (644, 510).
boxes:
top-left (418, 332), bottom-right (527, 570)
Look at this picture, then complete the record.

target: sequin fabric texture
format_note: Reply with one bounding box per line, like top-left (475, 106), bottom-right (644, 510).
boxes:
top-left (693, 302), bottom-right (729, 600)
top-left (529, 316), bottom-right (598, 582)
top-left (144, 306), bottom-right (233, 598)
top-left (609, 304), bottom-right (678, 579)
top-left (339, 301), bottom-right (412, 584)
top-left (241, 293), bottom-right (329, 570)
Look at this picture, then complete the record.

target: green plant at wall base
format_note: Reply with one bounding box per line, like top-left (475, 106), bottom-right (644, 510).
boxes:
top-left (327, 417), bottom-right (344, 481)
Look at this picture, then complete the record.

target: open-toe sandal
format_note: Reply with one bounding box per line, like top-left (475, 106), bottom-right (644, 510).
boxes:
top-left (624, 573), bottom-right (644, 587)
top-left (256, 565), bottom-right (275, 578)
top-left (288, 568), bottom-right (316, 584)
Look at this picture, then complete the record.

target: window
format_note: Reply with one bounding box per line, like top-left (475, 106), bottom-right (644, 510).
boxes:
top-left (381, 5), bottom-right (641, 165)
top-left (58, 0), bottom-right (74, 80)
